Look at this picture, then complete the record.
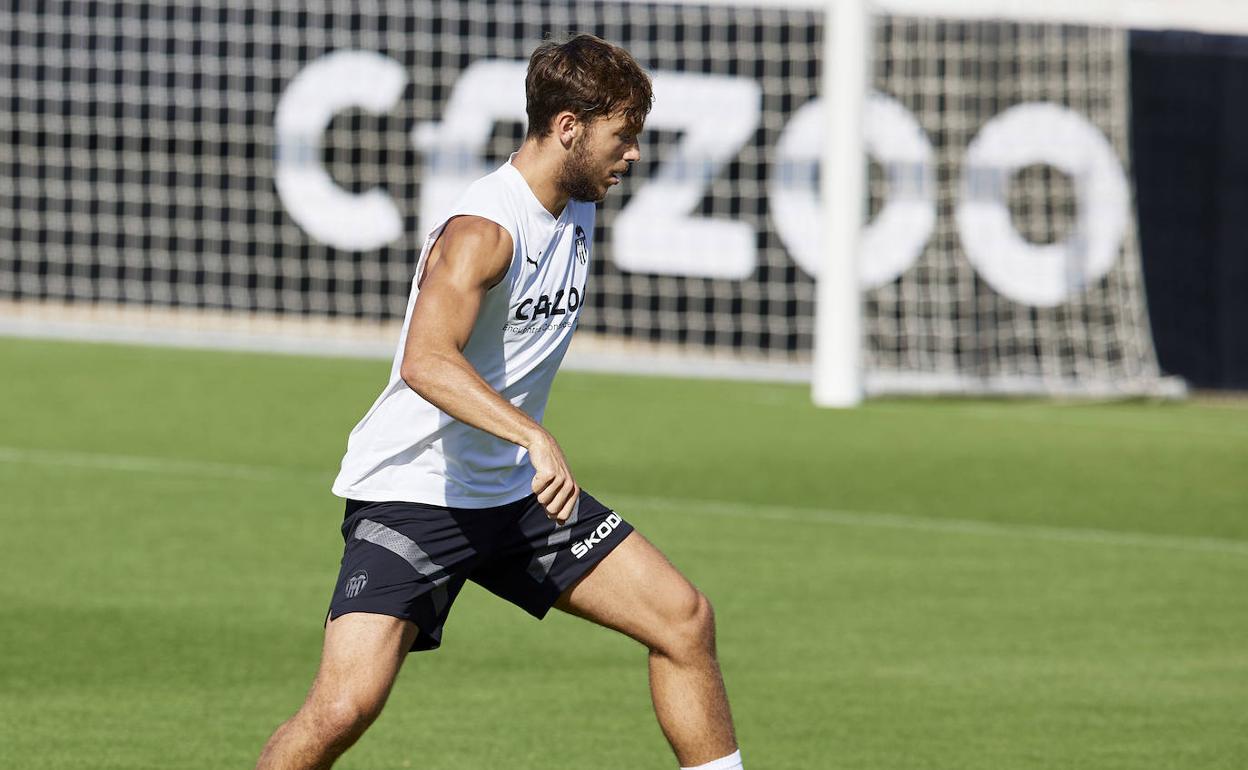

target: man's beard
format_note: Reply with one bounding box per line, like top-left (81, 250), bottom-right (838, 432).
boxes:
top-left (557, 136), bottom-right (603, 203)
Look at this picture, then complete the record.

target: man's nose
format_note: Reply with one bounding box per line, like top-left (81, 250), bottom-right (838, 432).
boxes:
top-left (624, 143), bottom-right (641, 162)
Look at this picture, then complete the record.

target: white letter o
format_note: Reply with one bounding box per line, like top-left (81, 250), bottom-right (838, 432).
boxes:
top-left (769, 93), bottom-right (935, 288)
top-left (956, 103), bottom-right (1130, 307)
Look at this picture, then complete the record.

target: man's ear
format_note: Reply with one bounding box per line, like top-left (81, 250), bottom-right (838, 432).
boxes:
top-left (554, 111), bottom-right (580, 149)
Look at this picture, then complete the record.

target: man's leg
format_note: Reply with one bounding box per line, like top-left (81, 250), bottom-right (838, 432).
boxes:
top-left (256, 612), bottom-right (419, 770)
top-left (555, 531), bottom-right (740, 769)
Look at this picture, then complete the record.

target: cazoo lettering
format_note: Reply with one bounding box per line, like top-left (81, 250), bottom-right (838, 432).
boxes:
top-left (276, 52), bottom-right (1129, 307)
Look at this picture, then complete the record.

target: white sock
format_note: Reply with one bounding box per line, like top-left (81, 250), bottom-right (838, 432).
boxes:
top-left (680, 749), bottom-right (743, 770)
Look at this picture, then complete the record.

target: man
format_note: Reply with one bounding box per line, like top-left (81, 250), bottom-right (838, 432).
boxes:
top-left (256, 35), bottom-right (743, 770)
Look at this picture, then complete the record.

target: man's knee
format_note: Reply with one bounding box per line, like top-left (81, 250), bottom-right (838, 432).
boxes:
top-left (652, 587), bottom-right (717, 662)
top-left (306, 691), bottom-right (385, 745)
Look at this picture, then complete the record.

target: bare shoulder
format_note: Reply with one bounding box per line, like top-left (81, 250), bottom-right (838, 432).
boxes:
top-left (421, 215), bottom-right (514, 290)
top-left (441, 215), bottom-right (512, 253)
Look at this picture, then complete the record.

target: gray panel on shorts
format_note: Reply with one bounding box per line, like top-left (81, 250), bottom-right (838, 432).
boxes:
top-left (354, 517), bottom-right (449, 584)
top-left (526, 500), bottom-right (580, 582)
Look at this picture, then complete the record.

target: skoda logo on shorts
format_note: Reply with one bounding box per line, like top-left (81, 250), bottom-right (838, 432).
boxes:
top-left (344, 570), bottom-right (368, 599)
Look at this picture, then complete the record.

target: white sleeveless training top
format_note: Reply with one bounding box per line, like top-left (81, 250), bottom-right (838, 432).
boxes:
top-left (331, 158), bottom-right (595, 507)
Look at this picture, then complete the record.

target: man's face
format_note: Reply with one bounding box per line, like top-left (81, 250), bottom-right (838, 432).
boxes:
top-left (558, 112), bottom-right (643, 203)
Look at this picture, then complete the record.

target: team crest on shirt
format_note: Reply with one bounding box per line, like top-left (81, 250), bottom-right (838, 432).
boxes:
top-left (574, 226), bottom-right (588, 265)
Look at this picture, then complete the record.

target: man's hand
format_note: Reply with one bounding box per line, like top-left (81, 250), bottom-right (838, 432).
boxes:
top-left (527, 429), bottom-right (580, 525)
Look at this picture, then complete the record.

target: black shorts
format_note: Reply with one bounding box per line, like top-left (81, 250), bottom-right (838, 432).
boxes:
top-left (327, 490), bottom-right (633, 652)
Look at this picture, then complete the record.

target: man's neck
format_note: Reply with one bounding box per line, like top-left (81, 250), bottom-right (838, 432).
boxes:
top-left (511, 141), bottom-right (570, 218)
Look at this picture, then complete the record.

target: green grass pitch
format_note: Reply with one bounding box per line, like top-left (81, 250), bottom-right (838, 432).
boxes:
top-left (0, 336), bottom-right (1245, 769)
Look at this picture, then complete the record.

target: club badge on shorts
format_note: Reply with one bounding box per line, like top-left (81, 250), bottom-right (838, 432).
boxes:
top-left (344, 570), bottom-right (368, 598)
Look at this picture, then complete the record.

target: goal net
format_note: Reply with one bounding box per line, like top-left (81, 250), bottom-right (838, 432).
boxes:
top-left (854, 10), bottom-right (1160, 398)
top-left (0, 0), bottom-right (1216, 397)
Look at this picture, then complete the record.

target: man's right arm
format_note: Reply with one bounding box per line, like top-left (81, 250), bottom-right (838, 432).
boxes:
top-left (399, 215), bottom-right (580, 524)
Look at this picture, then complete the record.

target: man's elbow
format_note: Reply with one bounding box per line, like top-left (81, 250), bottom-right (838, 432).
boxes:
top-left (400, 354), bottom-right (435, 396)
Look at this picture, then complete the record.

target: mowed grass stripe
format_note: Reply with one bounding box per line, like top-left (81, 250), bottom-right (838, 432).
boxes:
top-left (2, 443), bottom-right (1246, 558)
top-left (610, 494), bottom-right (1248, 557)
top-left (0, 444), bottom-right (309, 482)
top-left (2, 337), bottom-right (1245, 540)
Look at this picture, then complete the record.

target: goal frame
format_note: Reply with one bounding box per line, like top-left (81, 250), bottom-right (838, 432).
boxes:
top-left (811, 0), bottom-right (1248, 406)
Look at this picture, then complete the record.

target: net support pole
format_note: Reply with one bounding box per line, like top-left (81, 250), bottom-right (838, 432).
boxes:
top-left (812, 0), bottom-right (868, 407)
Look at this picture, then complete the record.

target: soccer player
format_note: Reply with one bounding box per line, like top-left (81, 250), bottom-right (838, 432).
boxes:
top-left (255, 35), bottom-right (743, 770)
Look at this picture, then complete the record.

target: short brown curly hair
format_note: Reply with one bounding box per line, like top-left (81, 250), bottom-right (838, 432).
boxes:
top-left (525, 34), bottom-right (653, 140)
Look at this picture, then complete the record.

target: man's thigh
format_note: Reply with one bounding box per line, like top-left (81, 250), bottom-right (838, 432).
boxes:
top-left (307, 612), bottom-right (420, 709)
top-left (553, 530), bottom-right (705, 647)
